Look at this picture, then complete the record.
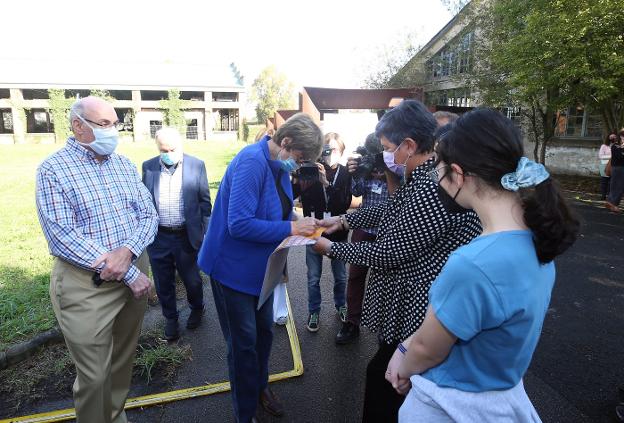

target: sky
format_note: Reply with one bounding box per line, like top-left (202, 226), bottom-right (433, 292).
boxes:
top-left (3, 0), bottom-right (451, 92)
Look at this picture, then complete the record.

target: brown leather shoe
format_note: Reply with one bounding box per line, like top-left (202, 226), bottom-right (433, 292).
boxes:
top-left (259, 387), bottom-right (284, 417)
top-left (606, 202), bottom-right (622, 213)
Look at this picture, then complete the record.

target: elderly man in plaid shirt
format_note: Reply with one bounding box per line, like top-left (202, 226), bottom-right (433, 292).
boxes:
top-left (36, 96), bottom-right (158, 423)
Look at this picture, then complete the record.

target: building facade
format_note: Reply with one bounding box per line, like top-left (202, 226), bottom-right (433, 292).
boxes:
top-left (391, 3), bottom-right (604, 176)
top-left (0, 60), bottom-right (245, 144)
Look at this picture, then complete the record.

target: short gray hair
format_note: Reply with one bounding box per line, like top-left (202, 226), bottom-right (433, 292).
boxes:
top-left (68, 99), bottom-right (85, 126)
top-left (273, 113), bottom-right (323, 161)
top-left (155, 127), bottom-right (183, 148)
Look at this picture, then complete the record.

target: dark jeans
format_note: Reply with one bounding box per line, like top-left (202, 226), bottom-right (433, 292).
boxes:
top-left (211, 278), bottom-right (274, 423)
top-left (147, 230), bottom-right (204, 320)
top-left (362, 340), bottom-right (405, 423)
top-left (601, 176), bottom-right (611, 200)
top-left (608, 166), bottom-right (624, 206)
top-left (346, 229), bottom-right (376, 325)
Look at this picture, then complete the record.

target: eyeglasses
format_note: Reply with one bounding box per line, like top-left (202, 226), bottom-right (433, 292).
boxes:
top-left (83, 117), bottom-right (124, 131)
top-left (428, 165), bottom-right (449, 184)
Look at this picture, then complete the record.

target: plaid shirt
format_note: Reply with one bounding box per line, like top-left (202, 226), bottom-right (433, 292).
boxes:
top-left (351, 177), bottom-right (389, 235)
top-left (36, 137), bottom-right (158, 284)
top-left (158, 159), bottom-right (185, 227)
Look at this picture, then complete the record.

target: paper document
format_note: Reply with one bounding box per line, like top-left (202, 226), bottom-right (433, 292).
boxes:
top-left (257, 228), bottom-right (325, 309)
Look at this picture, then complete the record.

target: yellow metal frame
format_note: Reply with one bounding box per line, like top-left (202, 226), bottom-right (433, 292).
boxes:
top-left (2, 290), bottom-right (303, 423)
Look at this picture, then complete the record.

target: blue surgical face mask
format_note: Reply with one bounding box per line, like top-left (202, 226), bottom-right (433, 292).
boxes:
top-left (277, 148), bottom-right (300, 173)
top-left (161, 150), bottom-right (182, 166)
top-left (74, 111), bottom-right (119, 156)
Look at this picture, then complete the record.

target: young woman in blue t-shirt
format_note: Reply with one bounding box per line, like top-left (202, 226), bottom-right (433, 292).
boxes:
top-left (386, 108), bottom-right (579, 422)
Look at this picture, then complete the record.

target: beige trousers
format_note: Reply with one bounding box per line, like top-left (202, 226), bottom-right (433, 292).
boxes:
top-left (49, 256), bottom-right (149, 423)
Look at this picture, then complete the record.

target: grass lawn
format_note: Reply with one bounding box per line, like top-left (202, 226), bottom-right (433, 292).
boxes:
top-left (0, 140), bottom-right (244, 349)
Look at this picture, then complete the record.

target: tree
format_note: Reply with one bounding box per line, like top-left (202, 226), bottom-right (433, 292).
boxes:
top-left (361, 31), bottom-right (422, 89)
top-left (472, 0), bottom-right (624, 163)
top-left (251, 66), bottom-right (296, 124)
top-left (159, 89), bottom-right (189, 133)
top-left (47, 89), bottom-right (72, 143)
top-left (441, 0), bottom-right (471, 14)
top-left (89, 89), bottom-right (115, 103)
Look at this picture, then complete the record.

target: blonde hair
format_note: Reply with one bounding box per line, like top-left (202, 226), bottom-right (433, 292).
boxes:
top-left (324, 132), bottom-right (345, 154)
top-left (273, 113), bottom-right (323, 161)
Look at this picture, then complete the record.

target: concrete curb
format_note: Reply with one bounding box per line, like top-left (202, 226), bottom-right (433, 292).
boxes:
top-left (0, 327), bottom-right (64, 370)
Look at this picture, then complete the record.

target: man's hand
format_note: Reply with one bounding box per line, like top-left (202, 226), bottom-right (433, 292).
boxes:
top-left (92, 246), bottom-right (133, 281)
top-left (386, 348), bottom-right (411, 395)
top-left (128, 272), bottom-right (153, 299)
top-left (291, 217), bottom-right (317, 236)
top-left (312, 237), bottom-right (332, 255)
top-left (347, 156), bottom-right (360, 174)
top-left (317, 163), bottom-right (329, 187)
top-left (317, 216), bottom-right (342, 234)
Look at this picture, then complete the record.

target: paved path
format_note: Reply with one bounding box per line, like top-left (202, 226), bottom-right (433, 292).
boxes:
top-left (13, 196), bottom-right (624, 422)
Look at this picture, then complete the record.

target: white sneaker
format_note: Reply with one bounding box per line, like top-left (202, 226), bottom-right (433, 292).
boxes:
top-left (275, 316), bottom-right (288, 325)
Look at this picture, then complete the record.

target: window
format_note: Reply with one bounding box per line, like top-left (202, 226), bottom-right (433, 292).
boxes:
top-left (115, 108), bottom-right (133, 132)
top-left (0, 89), bottom-right (9, 99)
top-left (180, 91), bottom-right (204, 101)
top-left (425, 30), bottom-right (473, 81)
top-left (141, 91), bottom-right (168, 101)
top-left (0, 109), bottom-right (13, 133)
top-left (554, 106), bottom-right (603, 138)
top-left (109, 90), bottom-right (132, 100)
top-left (214, 109), bottom-right (239, 131)
top-left (22, 89), bottom-right (49, 100)
top-left (186, 119), bottom-right (198, 139)
top-left (212, 92), bottom-right (238, 102)
top-left (26, 109), bottom-right (54, 133)
top-left (149, 120), bottom-right (162, 139)
top-left (425, 89), bottom-right (472, 108)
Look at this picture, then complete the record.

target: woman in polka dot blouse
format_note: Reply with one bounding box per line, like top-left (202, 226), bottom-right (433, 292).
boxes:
top-left (315, 100), bottom-right (482, 423)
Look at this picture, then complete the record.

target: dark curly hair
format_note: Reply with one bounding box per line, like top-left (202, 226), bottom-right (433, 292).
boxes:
top-left (436, 108), bottom-right (579, 263)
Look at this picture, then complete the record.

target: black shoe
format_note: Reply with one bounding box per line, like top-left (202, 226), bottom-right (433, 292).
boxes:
top-left (616, 405), bottom-right (624, 423)
top-left (186, 307), bottom-right (205, 329)
top-left (164, 318), bottom-right (179, 341)
top-left (259, 387), bottom-right (284, 417)
top-left (335, 321), bottom-right (360, 345)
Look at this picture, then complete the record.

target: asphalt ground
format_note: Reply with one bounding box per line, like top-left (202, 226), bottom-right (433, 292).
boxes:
top-left (10, 195), bottom-right (624, 423)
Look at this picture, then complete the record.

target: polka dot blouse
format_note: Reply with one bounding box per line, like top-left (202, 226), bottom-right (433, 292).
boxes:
top-left (329, 157), bottom-right (482, 344)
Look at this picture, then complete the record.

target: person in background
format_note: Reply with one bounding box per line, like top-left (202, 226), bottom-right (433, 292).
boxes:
top-left (314, 100), bottom-right (481, 422)
top-left (198, 113), bottom-right (322, 423)
top-left (433, 110), bottom-right (459, 127)
top-left (387, 109), bottom-right (579, 422)
top-left (599, 133), bottom-right (616, 200)
top-left (336, 133), bottom-right (389, 344)
top-left (142, 127), bottom-right (212, 341)
top-left (293, 132), bottom-right (352, 332)
top-left (36, 96), bottom-right (158, 423)
top-left (606, 130), bottom-right (624, 213)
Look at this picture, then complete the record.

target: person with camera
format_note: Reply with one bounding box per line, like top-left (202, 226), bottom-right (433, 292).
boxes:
top-left (198, 113), bottom-right (322, 423)
top-left (293, 132), bottom-right (352, 332)
top-left (313, 100), bottom-right (481, 422)
top-left (335, 133), bottom-right (389, 344)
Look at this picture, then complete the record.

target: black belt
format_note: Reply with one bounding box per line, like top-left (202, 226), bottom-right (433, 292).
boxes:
top-left (159, 225), bottom-right (186, 233)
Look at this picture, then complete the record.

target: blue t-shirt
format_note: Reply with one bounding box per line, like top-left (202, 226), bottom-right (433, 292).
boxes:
top-left (422, 230), bottom-right (555, 392)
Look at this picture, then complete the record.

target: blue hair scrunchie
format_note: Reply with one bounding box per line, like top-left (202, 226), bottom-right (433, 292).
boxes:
top-left (501, 157), bottom-right (550, 192)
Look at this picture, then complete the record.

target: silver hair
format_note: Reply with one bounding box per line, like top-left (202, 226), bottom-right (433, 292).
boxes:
top-left (155, 127), bottom-right (183, 147)
top-left (68, 99), bottom-right (85, 126)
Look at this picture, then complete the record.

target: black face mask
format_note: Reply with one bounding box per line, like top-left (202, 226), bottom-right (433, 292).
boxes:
top-left (437, 185), bottom-right (471, 214)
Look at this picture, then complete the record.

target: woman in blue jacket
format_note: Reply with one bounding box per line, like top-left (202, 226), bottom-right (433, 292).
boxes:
top-left (198, 113), bottom-right (322, 423)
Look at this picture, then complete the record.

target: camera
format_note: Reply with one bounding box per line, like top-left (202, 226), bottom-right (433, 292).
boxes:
top-left (353, 134), bottom-right (386, 178)
top-left (296, 161), bottom-right (319, 181)
top-left (320, 144), bottom-right (332, 159)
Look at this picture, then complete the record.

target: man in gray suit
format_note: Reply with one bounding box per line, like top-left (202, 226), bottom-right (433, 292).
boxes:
top-left (142, 127), bottom-right (212, 340)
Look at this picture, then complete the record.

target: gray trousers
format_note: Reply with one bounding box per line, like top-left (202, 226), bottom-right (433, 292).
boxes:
top-left (608, 166), bottom-right (624, 206)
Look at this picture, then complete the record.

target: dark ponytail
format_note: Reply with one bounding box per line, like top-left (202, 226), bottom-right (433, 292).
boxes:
top-left (437, 108), bottom-right (579, 264)
top-left (521, 179), bottom-right (579, 263)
